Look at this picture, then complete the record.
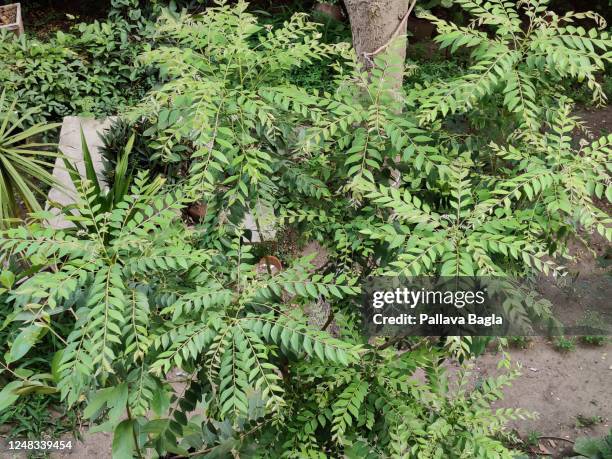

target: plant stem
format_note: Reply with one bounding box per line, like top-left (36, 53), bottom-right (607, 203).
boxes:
top-left (126, 406), bottom-right (143, 459)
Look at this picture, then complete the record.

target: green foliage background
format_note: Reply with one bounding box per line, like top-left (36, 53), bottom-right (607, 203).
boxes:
top-left (0, 15), bottom-right (154, 124)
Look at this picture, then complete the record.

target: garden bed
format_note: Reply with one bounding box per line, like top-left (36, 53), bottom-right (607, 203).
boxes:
top-left (0, 3), bottom-right (22, 36)
top-left (0, 5), bottom-right (17, 25)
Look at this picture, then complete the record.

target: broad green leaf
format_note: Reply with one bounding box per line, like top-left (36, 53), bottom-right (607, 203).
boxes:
top-left (7, 325), bottom-right (43, 363)
top-left (0, 381), bottom-right (21, 412)
top-left (112, 419), bottom-right (136, 459)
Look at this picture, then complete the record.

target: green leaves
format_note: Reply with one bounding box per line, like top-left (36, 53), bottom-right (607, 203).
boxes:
top-left (151, 322), bottom-right (218, 373)
top-left (123, 288), bottom-right (151, 361)
top-left (503, 70), bottom-right (539, 129)
top-left (331, 379), bottom-right (369, 444)
top-left (84, 384), bottom-right (128, 421)
top-left (0, 269), bottom-right (15, 289)
top-left (0, 381), bottom-right (21, 412)
top-left (0, 18), bottom-right (152, 124)
top-left (112, 420), bottom-right (137, 459)
top-left (6, 324), bottom-right (44, 363)
top-left (87, 264), bottom-right (127, 372)
top-left (267, 273), bottom-right (360, 301)
top-left (0, 1), bottom-right (610, 457)
top-left (246, 315), bottom-right (361, 366)
top-left (84, 383), bottom-right (129, 434)
top-left (0, 91), bottom-right (61, 227)
top-left (417, 1), bottom-right (612, 123)
top-left (573, 429), bottom-right (612, 459)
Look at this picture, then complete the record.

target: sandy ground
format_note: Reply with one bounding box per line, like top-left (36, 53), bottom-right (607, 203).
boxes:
top-left (477, 340), bottom-right (611, 440)
top-left (0, 431), bottom-right (112, 459)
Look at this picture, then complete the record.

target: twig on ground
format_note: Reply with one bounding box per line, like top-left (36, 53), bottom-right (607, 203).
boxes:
top-left (538, 436), bottom-right (575, 444)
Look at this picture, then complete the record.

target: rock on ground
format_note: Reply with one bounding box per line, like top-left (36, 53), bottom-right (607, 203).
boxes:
top-left (46, 116), bottom-right (113, 229)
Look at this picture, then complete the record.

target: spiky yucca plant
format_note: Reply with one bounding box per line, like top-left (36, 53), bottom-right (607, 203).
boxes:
top-left (0, 92), bottom-right (60, 226)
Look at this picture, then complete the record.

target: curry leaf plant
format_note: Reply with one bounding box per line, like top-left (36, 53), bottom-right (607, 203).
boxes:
top-left (1, 0), bottom-right (611, 457)
top-left (0, 174), bottom-right (528, 458)
top-left (0, 167), bottom-right (363, 455)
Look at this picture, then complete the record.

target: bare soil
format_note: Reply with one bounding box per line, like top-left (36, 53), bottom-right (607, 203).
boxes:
top-left (576, 104), bottom-right (612, 137)
top-left (470, 339), bottom-right (611, 457)
top-left (0, 431), bottom-right (112, 459)
top-left (19, 0), bottom-right (107, 39)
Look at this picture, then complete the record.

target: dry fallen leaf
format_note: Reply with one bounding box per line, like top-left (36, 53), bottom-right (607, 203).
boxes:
top-left (539, 444), bottom-right (551, 454)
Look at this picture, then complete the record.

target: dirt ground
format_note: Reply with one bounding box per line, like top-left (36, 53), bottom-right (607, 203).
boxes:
top-left (19, 0), bottom-right (107, 39)
top-left (0, 431), bottom-right (112, 459)
top-left (576, 104), bottom-right (612, 138)
top-left (474, 339), bottom-right (611, 456)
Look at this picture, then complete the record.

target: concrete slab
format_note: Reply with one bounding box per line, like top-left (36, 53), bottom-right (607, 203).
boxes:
top-left (47, 117), bottom-right (113, 229)
top-left (45, 116), bottom-right (277, 240)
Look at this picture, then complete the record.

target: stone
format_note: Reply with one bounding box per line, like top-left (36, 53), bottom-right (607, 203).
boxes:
top-left (187, 201), bottom-right (207, 221)
top-left (243, 202), bottom-right (276, 242)
top-left (47, 116), bottom-right (113, 229)
top-left (257, 255), bottom-right (283, 275)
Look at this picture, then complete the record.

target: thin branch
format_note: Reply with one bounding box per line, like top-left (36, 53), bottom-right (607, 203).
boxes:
top-left (377, 335), bottom-right (428, 352)
top-left (320, 307), bottom-right (335, 332)
top-left (537, 436), bottom-right (575, 444)
top-left (126, 406), bottom-right (144, 459)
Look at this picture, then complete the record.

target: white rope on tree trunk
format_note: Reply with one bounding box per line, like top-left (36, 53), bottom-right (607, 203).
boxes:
top-left (362, 0), bottom-right (418, 63)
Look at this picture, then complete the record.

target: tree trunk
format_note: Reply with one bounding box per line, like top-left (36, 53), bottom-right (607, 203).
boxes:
top-left (344, 0), bottom-right (410, 92)
top-left (344, 0), bottom-right (410, 186)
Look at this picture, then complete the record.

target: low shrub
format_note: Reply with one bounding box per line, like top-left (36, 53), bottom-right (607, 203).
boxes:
top-left (580, 335), bottom-right (607, 346)
top-left (553, 336), bottom-right (576, 352)
top-left (0, 19), bottom-right (155, 124)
